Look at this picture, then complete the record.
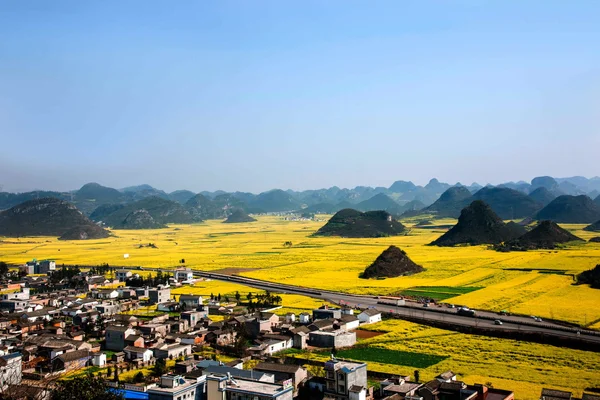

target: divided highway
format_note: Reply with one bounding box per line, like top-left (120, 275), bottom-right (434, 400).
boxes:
top-left (191, 271), bottom-right (600, 346)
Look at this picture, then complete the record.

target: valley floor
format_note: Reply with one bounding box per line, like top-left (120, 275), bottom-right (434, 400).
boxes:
top-left (1, 216), bottom-right (599, 398)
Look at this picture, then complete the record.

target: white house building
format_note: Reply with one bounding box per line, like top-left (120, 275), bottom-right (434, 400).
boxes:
top-left (92, 353), bottom-right (107, 367)
top-left (357, 309), bottom-right (382, 324)
top-left (174, 268), bottom-right (194, 282)
top-left (123, 346), bottom-right (154, 362)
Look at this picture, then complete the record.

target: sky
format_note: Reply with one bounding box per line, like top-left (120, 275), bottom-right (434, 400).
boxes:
top-left (1, 1), bottom-right (599, 194)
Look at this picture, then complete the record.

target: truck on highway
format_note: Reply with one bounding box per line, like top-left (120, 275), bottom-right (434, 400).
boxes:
top-left (377, 296), bottom-right (405, 306)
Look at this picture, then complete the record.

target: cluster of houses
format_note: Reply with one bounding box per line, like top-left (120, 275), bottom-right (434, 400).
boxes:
top-left (0, 262), bottom-right (593, 400)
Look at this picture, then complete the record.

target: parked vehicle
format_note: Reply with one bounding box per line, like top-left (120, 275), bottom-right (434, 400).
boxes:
top-left (494, 320), bottom-right (503, 325)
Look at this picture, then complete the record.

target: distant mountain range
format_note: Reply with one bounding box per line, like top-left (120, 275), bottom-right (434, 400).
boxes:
top-left (0, 176), bottom-right (599, 233)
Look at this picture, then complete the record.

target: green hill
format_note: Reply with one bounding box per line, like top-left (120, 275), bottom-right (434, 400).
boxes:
top-left (169, 190), bottom-right (196, 204)
top-left (496, 220), bottom-right (583, 251)
top-left (249, 189), bottom-right (301, 212)
top-left (536, 195), bottom-right (600, 223)
top-left (356, 193), bottom-right (404, 215)
top-left (92, 196), bottom-right (198, 229)
top-left (471, 187), bottom-right (542, 219)
top-left (584, 220), bottom-right (600, 232)
top-left (430, 200), bottom-right (524, 246)
top-left (314, 209), bottom-right (406, 238)
top-left (0, 198), bottom-right (109, 239)
top-left (223, 209), bottom-right (256, 223)
top-left (76, 182), bottom-right (125, 203)
top-left (362, 245), bottom-right (424, 279)
top-left (528, 187), bottom-right (559, 207)
top-left (422, 186), bottom-right (472, 217)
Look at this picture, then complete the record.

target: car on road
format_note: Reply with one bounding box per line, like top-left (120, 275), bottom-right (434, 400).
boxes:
top-left (494, 320), bottom-right (503, 325)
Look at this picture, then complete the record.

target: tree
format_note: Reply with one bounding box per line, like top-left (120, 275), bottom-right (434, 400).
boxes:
top-left (153, 358), bottom-right (168, 377)
top-left (52, 373), bottom-right (124, 400)
top-left (235, 291), bottom-right (241, 302)
top-left (114, 367), bottom-right (120, 382)
top-left (414, 370), bottom-right (420, 383)
top-left (107, 366), bottom-right (112, 377)
top-left (133, 371), bottom-right (145, 384)
top-left (246, 292), bottom-right (254, 302)
top-left (0, 261), bottom-right (9, 277)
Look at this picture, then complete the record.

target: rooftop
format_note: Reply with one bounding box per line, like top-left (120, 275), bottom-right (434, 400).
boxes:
top-left (209, 374), bottom-right (290, 396)
top-left (324, 358), bottom-right (366, 372)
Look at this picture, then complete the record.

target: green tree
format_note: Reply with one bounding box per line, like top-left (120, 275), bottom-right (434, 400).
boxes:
top-left (0, 261), bottom-right (9, 277)
top-left (153, 358), bottom-right (168, 377)
top-left (235, 291), bottom-right (241, 302)
top-left (52, 373), bottom-right (124, 400)
top-left (414, 370), bottom-right (420, 383)
top-left (133, 371), bottom-right (145, 384)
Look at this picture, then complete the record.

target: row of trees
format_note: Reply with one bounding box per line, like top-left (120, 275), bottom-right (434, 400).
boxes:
top-left (126, 271), bottom-right (170, 287)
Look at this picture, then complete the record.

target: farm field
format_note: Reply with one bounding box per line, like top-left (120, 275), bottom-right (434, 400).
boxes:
top-left (1, 216), bottom-right (599, 326)
top-left (1, 217), bottom-right (599, 399)
top-left (291, 319), bottom-right (600, 400)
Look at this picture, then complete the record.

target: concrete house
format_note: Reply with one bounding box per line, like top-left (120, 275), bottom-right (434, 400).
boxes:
top-left (124, 346), bottom-right (154, 362)
top-left (149, 287), bottom-right (171, 304)
top-left (254, 362), bottom-right (308, 394)
top-left (52, 350), bottom-right (91, 372)
top-left (105, 325), bottom-right (137, 351)
top-left (94, 289), bottom-right (119, 300)
top-left (338, 314), bottom-right (360, 331)
top-left (313, 306), bottom-right (342, 320)
top-left (92, 352), bottom-right (107, 367)
top-left (179, 295), bottom-right (203, 309)
top-left (148, 374), bottom-right (206, 400)
top-left (174, 268), bottom-right (194, 282)
top-left (0, 353), bottom-right (22, 389)
top-left (309, 330), bottom-right (356, 348)
top-left (153, 343), bottom-right (191, 360)
top-left (206, 374), bottom-right (293, 400)
top-left (181, 310), bottom-right (207, 328)
top-left (299, 313), bottom-right (311, 324)
top-left (323, 358), bottom-right (367, 400)
top-left (116, 269), bottom-right (133, 282)
top-left (358, 309), bottom-right (382, 324)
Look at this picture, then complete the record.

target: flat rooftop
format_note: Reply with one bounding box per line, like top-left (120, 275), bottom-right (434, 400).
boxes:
top-left (225, 378), bottom-right (288, 396)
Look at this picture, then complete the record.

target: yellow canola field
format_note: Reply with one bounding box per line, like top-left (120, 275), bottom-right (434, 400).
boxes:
top-left (333, 319), bottom-right (600, 400)
top-left (0, 216), bottom-right (599, 325)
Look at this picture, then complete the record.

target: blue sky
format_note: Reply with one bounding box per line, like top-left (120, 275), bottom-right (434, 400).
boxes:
top-left (1, 1), bottom-right (599, 193)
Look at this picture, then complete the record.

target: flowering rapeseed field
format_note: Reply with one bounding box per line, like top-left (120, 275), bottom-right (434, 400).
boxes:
top-left (1, 216), bottom-right (599, 325)
top-left (2, 216), bottom-right (599, 397)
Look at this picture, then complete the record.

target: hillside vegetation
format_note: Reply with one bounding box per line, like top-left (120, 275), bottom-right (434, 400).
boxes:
top-left (362, 245), bottom-right (424, 278)
top-left (0, 198), bottom-right (109, 239)
top-left (314, 209), bottom-right (406, 238)
top-left (430, 201), bottom-right (524, 246)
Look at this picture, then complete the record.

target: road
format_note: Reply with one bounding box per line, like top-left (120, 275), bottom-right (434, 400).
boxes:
top-left (189, 270), bottom-right (600, 346)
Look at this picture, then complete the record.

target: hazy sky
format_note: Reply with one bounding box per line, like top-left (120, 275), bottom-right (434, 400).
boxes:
top-left (1, 1), bottom-right (599, 193)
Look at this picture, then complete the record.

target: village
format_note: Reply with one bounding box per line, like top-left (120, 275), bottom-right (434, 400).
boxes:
top-left (0, 260), bottom-right (593, 400)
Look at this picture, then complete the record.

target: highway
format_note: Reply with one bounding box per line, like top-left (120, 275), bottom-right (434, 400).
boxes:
top-left (190, 270), bottom-right (600, 346)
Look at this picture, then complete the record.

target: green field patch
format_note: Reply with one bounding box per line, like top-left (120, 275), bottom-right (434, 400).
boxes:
top-left (323, 347), bottom-right (447, 369)
top-left (398, 286), bottom-right (483, 301)
top-left (254, 251), bottom-right (282, 255)
top-left (505, 268), bottom-right (568, 275)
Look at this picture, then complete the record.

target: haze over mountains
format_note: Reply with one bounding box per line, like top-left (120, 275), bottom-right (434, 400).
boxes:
top-left (0, 176), bottom-right (599, 237)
